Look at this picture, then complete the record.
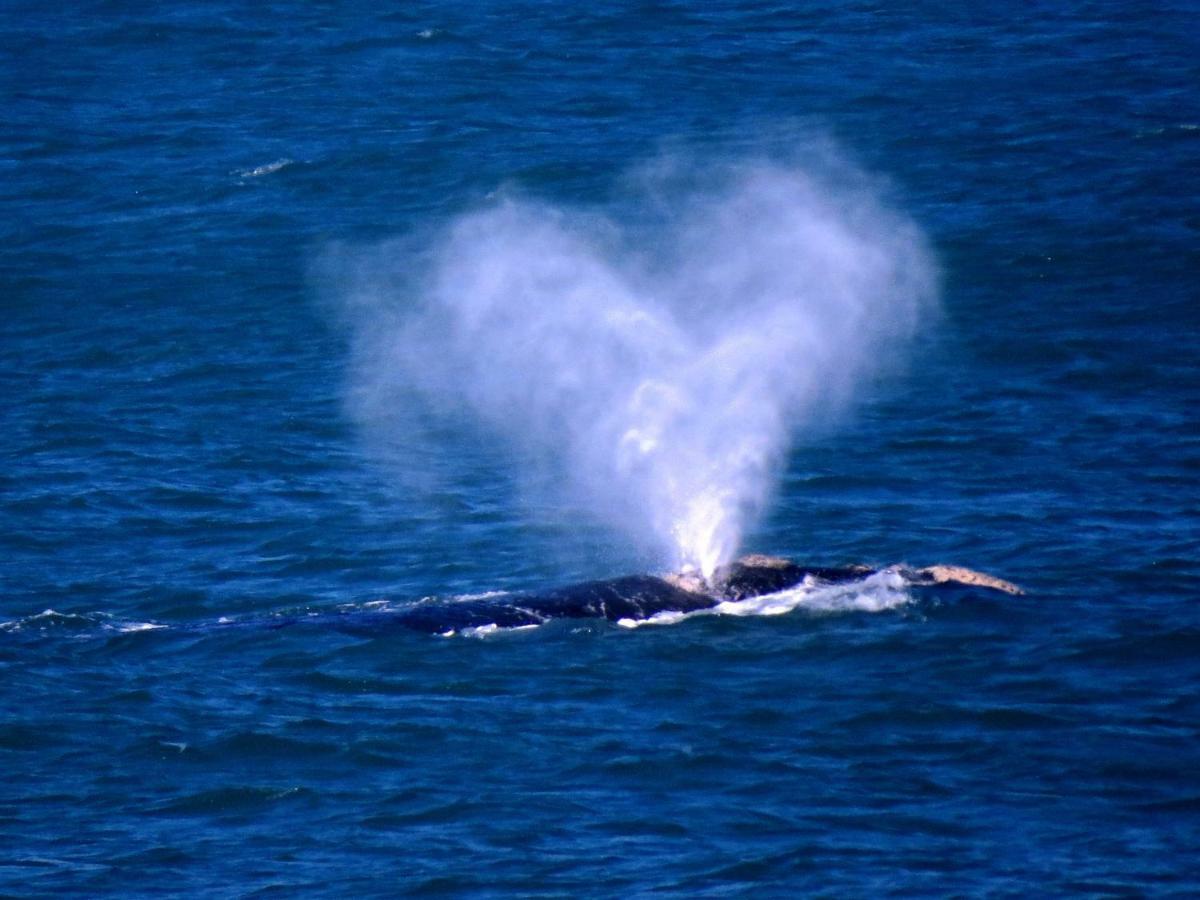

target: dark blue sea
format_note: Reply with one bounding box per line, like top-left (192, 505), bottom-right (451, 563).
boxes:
top-left (3, 2), bottom-right (1199, 896)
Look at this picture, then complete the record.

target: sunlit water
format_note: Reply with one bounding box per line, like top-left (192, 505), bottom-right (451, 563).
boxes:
top-left (3, 2), bottom-right (1198, 895)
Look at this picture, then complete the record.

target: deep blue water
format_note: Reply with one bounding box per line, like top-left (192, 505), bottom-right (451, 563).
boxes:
top-left (3, 1), bottom-right (1199, 895)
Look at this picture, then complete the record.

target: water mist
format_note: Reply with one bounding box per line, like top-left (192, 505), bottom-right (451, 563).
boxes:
top-left (329, 151), bottom-right (937, 579)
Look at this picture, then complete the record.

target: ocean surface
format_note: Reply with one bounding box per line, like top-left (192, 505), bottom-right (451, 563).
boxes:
top-left (3, 1), bottom-right (1199, 896)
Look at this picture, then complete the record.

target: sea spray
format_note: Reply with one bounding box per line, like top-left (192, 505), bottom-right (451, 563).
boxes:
top-left (327, 151), bottom-right (937, 577)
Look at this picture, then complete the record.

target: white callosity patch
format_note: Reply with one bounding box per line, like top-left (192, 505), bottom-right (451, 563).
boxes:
top-left (336, 151), bottom-right (936, 577)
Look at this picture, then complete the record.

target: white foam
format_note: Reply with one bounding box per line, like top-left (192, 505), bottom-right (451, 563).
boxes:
top-left (619, 570), bottom-right (912, 628)
top-left (618, 610), bottom-right (689, 628)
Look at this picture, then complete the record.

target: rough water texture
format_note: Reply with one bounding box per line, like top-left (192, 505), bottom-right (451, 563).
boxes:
top-left (3, 1), bottom-right (1199, 896)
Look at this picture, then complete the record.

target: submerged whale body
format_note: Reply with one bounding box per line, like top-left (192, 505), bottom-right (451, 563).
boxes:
top-left (338, 555), bottom-right (1022, 636)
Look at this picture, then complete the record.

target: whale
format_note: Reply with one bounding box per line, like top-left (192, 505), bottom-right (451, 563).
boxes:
top-left (2, 557), bottom-right (1022, 641)
top-left (325, 555), bottom-right (1023, 636)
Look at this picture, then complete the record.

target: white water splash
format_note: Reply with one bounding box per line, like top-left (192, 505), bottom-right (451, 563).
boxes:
top-left (329, 148), bottom-right (936, 576)
top-left (616, 568), bottom-right (913, 628)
